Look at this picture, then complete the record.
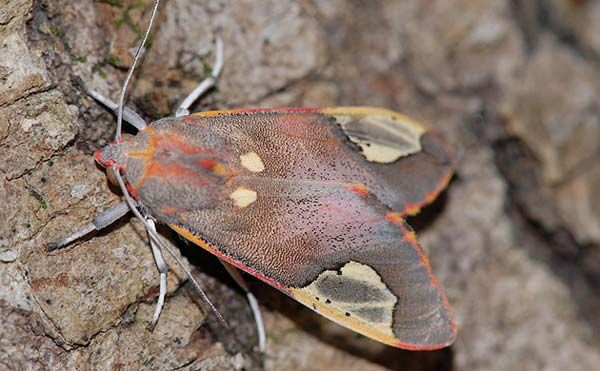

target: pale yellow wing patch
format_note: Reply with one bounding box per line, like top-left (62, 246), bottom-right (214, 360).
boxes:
top-left (323, 107), bottom-right (425, 163)
top-left (290, 261), bottom-right (398, 341)
top-left (240, 151), bottom-right (265, 173)
top-left (230, 187), bottom-right (257, 208)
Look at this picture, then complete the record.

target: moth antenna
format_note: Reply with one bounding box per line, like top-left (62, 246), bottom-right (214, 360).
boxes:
top-left (115, 0), bottom-right (160, 141)
top-left (113, 168), bottom-right (228, 327)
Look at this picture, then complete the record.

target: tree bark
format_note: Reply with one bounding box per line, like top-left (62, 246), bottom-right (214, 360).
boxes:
top-left (1, 0), bottom-right (599, 370)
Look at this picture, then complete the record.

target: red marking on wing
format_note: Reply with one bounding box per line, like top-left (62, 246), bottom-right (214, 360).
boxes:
top-left (214, 249), bottom-right (288, 292)
top-left (234, 107), bottom-right (320, 114)
top-left (198, 159), bottom-right (217, 169)
top-left (386, 211), bottom-right (458, 341)
top-left (128, 128), bottom-right (221, 193)
top-left (183, 116), bottom-right (198, 125)
top-left (387, 130), bottom-right (456, 217)
top-left (349, 183), bottom-right (369, 197)
top-left (192, 107), bottom-right (320, 118)
top-left (400, 170), bottom-right (452, 216)
top-left (159, 132), bottom-right (212, 155)
top-left (138, 129), bottom-right (212, 157)
top-left (197, 159), bottom-right (234, 179)
top-left (386, 212), bottom-right (431, 276)
top-left (145, 162), bottom-right (207, 186)
top-left (170, 225), bottom-right (288, 293)
top-left (160, 206), bottom-right (180, 216)
top-left (392, 338), bottom-right (453, 351)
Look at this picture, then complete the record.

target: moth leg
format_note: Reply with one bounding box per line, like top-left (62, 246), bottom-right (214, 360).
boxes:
top-left (47, 201), bottom-right (130, 250)
top-left (145, 218), bottom-right (169, 330)
top-left (80, 81), bottom-right (148, 131)
top-left (219, 259), bottom-right (266, 352)
top-left (175, 36), bottom-right (224, 118)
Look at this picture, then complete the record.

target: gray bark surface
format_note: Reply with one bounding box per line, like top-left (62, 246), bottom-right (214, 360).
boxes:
top-left (1, 1), bottom-right (599, 370)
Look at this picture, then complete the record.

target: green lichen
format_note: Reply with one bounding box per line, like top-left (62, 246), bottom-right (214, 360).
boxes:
top-left (29, 189), bottom-right (47, 210)
top-left (104, 54), bottom-right (120, 67)
top-left (49, 25), bottom-right (64, 38)
top-left (114, 1), bottom-right (153, 49)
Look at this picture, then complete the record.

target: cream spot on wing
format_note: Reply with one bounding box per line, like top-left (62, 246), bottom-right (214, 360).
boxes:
top-left (291, 261), bottom-right (397, 338)
top-left (240, 151), bottom-right (265, 172)
top-left (230, 187), bottom-right (257, 208)
top-left (334, 114), bottom-right (425, 163)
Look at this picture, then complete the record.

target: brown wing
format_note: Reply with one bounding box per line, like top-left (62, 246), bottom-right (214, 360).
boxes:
top-left (171, 177), bottom-right (456, 350)
top-left (321, 107), bottom-right (455, 215)
top-left (123, 107), bottom-right (456, 349)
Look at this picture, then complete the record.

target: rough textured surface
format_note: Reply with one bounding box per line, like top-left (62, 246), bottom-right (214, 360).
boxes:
top-left (2, 0), bottom-right (599, 370)
top-left (502, 35), bottom-right (600, 246)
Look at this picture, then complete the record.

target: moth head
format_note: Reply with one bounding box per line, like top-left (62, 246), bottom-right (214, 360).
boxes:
top-left (94, 134), bottom-right (135, 185)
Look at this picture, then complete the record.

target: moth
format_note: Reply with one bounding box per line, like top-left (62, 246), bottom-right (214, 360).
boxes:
top-left (50, 0), bottom-right (457, 351)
